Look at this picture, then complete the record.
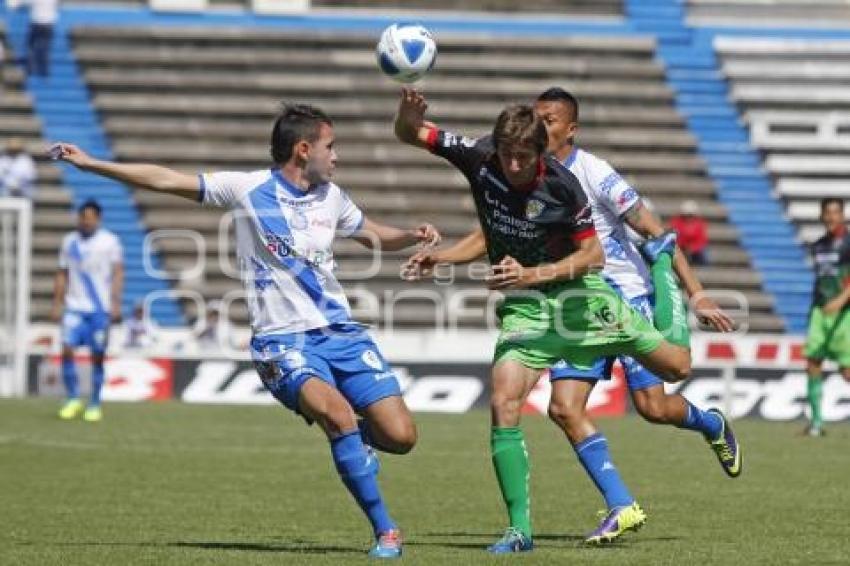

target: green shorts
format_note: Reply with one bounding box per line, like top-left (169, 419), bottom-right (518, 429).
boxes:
top-left (493, 275), bottom-right (664, 372)
top-left (804, 307), bottom-right (850, 367)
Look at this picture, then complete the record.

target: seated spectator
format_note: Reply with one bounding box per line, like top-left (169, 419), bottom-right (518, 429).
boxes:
top-left (669, 199), bottom-right (709, 265)
top-left (193, 300), bottom-right (223, 348)
top-left (0, 138), bottom-right (37, 199)
top-left (123, 302), bottom-right (154, 349)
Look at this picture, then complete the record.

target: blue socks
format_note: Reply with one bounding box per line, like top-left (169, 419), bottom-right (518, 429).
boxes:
top-left (331, 430), bottom-right (395, 536)
top-left (574, 433), bottom-right (634, 510)
top-left (61, 357), bottom-right (79, 399)
top-left (90, 361), bottom-right (105, 407)
top-left (679, 401), bottom-right (723, 440)
top-left (61, 357), bottom-right (106, 406)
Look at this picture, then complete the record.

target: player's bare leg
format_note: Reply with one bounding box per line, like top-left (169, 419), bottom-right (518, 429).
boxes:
top-left (549, 379), bottom-right (645, 543)
top-left (359, 396), bottom-right (417, 455)
top-left (631, 385), bottom-right (688, 425)
top-left (631, 384), bottom-right (738, 477)
top-left (487, 360), bottom-right (541, 553)
top-left (635, 341), bottom-right (691, 383)
top-left (299, 377), bottom-right (402, 558)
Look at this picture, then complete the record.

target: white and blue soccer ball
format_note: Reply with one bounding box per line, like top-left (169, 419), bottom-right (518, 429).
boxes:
top-left (376, 23), bottom-right (437, 83)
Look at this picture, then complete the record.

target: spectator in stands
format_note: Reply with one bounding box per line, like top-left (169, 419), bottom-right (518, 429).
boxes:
top-left (20, 0), bottom-right (58, 77)
top-left (193, 300), bottom-right (222, 348)
top-left (669, 199), bottom-right (709, 265)
top-left (0, 137), bottom-right (37, 199)
top-left (123, 301), bottom-right (154, 349)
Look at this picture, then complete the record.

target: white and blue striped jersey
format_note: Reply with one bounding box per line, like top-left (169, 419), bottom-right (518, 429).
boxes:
top-left (200, 168), bottom-right (365, 336)
top-left (563, 148), bottom-right (653, 300)
top-left (59, 228), bottom-right (123, 313)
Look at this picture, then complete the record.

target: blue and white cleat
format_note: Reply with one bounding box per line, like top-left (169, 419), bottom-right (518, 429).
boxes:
top-left (640, 231), bottom-right (678, 264)
top-left (584, 502), bottom-right (647, 544)
top-left (487, 527), bottom-right (533, 554)
top-left (706, 408), bottom-right (742, 477)
top-left (368, 529), bottom-right (402, 559)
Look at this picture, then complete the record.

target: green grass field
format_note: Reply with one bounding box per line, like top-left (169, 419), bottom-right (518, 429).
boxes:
top-left (1, 398), bottom-right (847, 565)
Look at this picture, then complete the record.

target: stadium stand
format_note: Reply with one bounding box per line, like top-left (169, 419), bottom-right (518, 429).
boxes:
top-left (687, 0), bottom-right (850, 28)
top-left (625, 0), bottom-right (812, 333)
top-left (718, 37), bottom-right (850, 241)
top-left (67, 24), bottom-right (784, 331)
top-left (2, 13), bottom-right (184, 326)
top-left (313, 1), bottom-right (623, 17)
top-left (0, 24), bottom-right (78, 322)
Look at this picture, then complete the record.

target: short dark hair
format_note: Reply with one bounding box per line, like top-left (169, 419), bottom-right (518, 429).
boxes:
top-left (78, 199), bottom-right (102, 217)
top-left (492, 104), bottom-right (548, 154)
top-left (821, 198), bottom-right (844, 214)
top-left (536, 87), bottom-right (579, 122)
top-left (270, 103), bottom-right (333, 164)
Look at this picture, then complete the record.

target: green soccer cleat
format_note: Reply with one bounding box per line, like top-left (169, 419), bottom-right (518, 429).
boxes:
top-left (584, 502), bottom-right (647, 545)
top-left (706, 409), bottom-right (742, 478)
top-left (83, 406), bottom-right (103, 423)
top-left (58, 399), bottom-right (84, 420)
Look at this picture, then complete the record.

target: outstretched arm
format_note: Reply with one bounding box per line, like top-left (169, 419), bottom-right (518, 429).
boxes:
top-left (624, 201), bottom-right (735, 332)
top-left (402, 228), bottom-right (486, 280)
top-left (51, 143), bottom-right (201, 202)
top-left (352, 216), bottom-right (440, 252)
top-left (394, 87), bottom-right (434, 149)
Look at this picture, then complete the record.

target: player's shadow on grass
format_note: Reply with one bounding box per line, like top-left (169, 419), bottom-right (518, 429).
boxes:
top-left (170, 541), bottom-right (363, 555)
top-left (420, 531), bottom-right (584, 542)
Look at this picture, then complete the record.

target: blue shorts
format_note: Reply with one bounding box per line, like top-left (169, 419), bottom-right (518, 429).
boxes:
top-left (250, 324), bottom-right (402, 416)
top-left (61, 310), bottom-right (111, 354)
top-left (549, 294), bottom-right (664, 391)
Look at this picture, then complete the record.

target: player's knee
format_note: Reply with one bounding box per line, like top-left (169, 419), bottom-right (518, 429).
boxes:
top-left (389, 421), bottom-right (418, 454)
top-left (315, 398), bottom-right (357, 437)
top-left (490, 393), bottom-right (523, 425)
top-left (547, 399), bottom-right (584, 429)
top-left (662, 360), bottom-right (690, 383)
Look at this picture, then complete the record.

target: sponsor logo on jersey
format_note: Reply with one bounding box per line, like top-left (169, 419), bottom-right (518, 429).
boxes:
top-left (249, 257), bottom-right (274, 291)
top-left (290, 210), bottom-right (309, 230)
top-left (362, 350), bottom-right (384, 370)
top-left (525, 199), bottom-right (545, 220)
top-left (283, 350), bottom-right (306, 369)
top-left (598, 172), bottom-right (624, 195)
top-left (480, 168), bottom-right (510, 192)
top-left (617, 187), bottom-right (638, 209)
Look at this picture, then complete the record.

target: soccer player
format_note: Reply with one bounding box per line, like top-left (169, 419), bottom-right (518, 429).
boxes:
top-left (51, 103), bottom-right (440, 558)
top-left (395, 88), bottom-right (705, 553)
top-left (804, 197), bottom-right (850, 436)
top-left (404, 87), bottom-right (743, 546)
top-left (52, 199), bottom-right (124, 422)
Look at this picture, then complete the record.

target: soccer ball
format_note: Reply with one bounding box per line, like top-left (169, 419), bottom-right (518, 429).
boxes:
top-left (376, 23), bottom-right (437, 83)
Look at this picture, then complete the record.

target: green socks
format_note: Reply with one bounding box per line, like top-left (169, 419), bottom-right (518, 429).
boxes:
top-left (651, 253), bottom-right (691, 348)
top-left (807, 375), bottom-right (823, 428)
top-left (491, 426), bottom-right (532, 539)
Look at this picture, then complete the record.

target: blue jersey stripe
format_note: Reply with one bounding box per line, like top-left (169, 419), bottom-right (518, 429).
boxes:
top-left (70, 239), bottom-right (107, 314)
top-left (271, 168), bottom-right (308, 199)
top-left (248, 181), bottom-right (350, 325)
